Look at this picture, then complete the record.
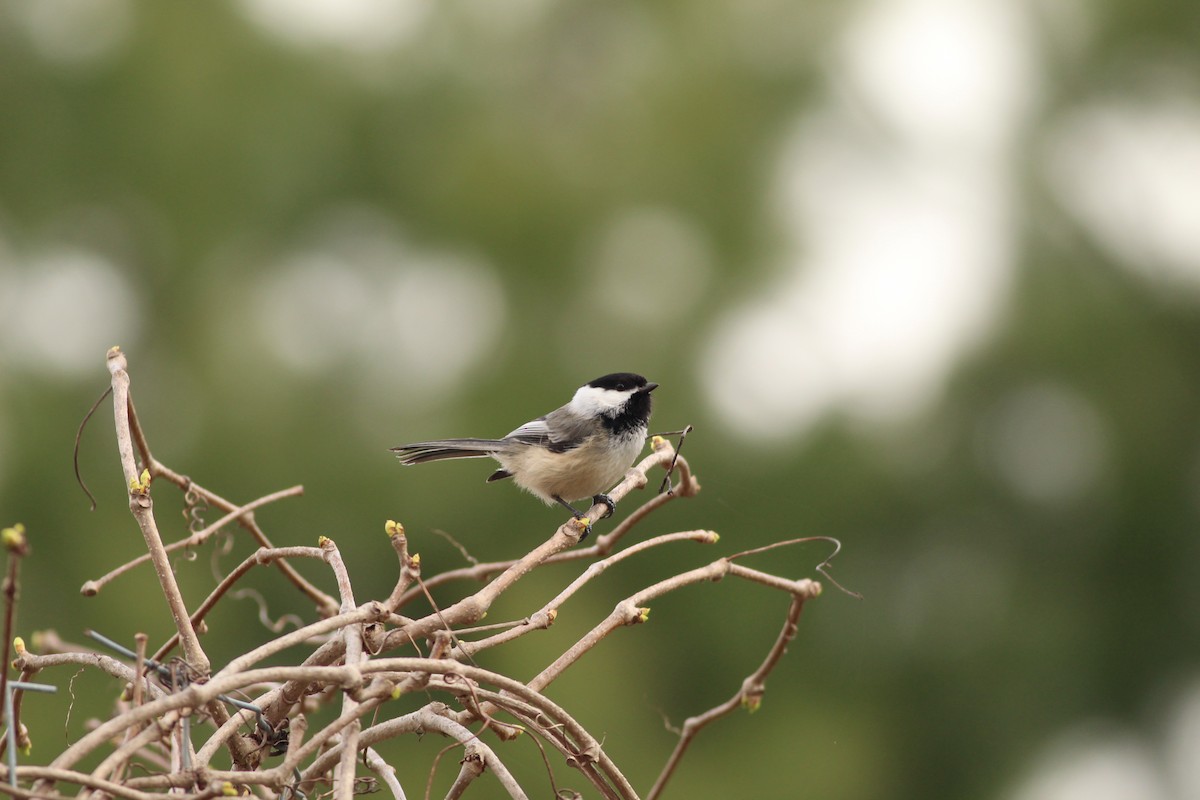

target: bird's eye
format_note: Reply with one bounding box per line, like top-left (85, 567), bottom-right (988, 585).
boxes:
top-left (616, 383), bottom-right (626, 391)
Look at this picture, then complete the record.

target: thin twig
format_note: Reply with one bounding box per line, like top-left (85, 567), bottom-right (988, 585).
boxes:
top-left (73, 386), bottom-right (112, 511)
top-left (121, 398), bottom-right (335, 617)
top-left (452, 530), bottom-right (718, 659)
top-left (646, 595), bottom-right (809, 800)
top-left (656, 424), bottom-right (693, 495)
top-left (0, 523), bottom-right (28, 768)
top-left (150, 545), bottom-right (328, 665)
top-left (81, 485), bottom-right (305, 596)
top-left (729, 536), bottom-right (861, 599)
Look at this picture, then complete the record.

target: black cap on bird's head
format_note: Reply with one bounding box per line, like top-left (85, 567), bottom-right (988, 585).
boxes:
top-left (586, 373), bottom-right (658, 394)
top-left (572, 373), bottom-right (658, 433)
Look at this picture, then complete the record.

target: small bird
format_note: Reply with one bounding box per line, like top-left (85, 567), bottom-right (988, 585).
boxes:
top-left (391, 373), bottom-right (658, 532)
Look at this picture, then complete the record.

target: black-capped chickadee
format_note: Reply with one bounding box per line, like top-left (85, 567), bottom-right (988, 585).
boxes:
top-left (391, 373), bottom-right (658, 532)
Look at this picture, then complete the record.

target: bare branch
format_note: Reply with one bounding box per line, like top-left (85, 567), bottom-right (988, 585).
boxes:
top-left (151, 545), bottom-right (329, 664)
top-left (392, 446), bottom-right (700, 608)
top-left (646, 595), bottom-right (810, 800)
top-left (452, 530), bottom-right (719, 659)
top-left (105, 346), bottom-right (208, 674)
top-left (361, 746), bottom-right (405, 800)
top-left (122, 395), bottom-right (337, 617)
top-left (13, 350), bottom-right (829, 800)
top-left (81, 485), bottom-right (304, 597)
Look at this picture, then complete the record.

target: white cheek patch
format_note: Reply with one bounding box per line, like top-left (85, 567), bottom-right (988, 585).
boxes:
top-left (571, 386), bottom-right (629, 416)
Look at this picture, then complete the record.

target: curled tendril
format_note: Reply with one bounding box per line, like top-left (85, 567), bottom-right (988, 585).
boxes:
top-left (73, 385), bottom-right (113, 510)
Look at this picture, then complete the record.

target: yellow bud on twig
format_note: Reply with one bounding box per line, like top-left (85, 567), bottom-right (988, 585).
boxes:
top-left (2, 523), bottom-right (28, 554)
top-left (128, 470), bottom-right (151, 495)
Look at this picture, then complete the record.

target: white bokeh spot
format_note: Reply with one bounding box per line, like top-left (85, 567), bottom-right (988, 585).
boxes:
top-left (254, 212), bottom-right (505, 404)
top-left (1046, 97), bottom-right (1200, 292)
top-left (841, 0), bottom-right (1035, 150)
top-left (0, 247), bottom-right (141, 377)
top-left (977, 383), bottom-right (1107, 505)
top-left (7, 0), bottom-right (132, 65)
top-left (1006, 726), bottom-right (1167, 800)
top-left (235, 0), bottom-right (432, 52)
top-left (701, 0), bottom-right (1031, 442)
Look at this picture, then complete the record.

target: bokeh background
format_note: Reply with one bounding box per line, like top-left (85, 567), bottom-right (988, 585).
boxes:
top-left (3, 1), bottom-right (1200, 798)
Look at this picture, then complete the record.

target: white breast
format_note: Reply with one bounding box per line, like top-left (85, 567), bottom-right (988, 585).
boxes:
top-left (496, 429), bottom-right (647, 505)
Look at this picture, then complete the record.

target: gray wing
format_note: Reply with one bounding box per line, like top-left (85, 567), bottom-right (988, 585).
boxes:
top-left (503, 417), bottom-right (552, 445)
top-left (505, 407), bottom-right (594, 453)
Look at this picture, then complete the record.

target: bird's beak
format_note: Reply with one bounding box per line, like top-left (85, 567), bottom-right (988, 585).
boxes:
top-left (644, 382), bottom-right (659, 393)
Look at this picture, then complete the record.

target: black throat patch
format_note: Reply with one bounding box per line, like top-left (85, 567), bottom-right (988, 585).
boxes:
top-left (602, 390), bottom-right (652, 436)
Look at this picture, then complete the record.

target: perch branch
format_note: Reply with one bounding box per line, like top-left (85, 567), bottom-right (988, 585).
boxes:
top-left (105, 347), bottom-right (207, 675)
top-left (393, 447), bottom-right (698, 608)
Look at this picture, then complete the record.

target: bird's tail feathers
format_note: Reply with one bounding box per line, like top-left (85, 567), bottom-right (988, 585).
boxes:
top-left (390, 439), bottom-right (507, 466)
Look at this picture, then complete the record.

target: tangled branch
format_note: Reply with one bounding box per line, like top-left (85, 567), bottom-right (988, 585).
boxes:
top-left (0, 348), bottom-right (837, 800)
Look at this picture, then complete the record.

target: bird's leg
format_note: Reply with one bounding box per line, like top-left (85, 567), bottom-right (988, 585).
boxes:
top-left (553, 495), bottom-right (592, 540)
top-left (553, 495), bottom-right (586, 518)
top-left (591, 493), bottom-right (616, 520)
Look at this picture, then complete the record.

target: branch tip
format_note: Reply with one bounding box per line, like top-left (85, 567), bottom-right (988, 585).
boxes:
top-left (2, 523), bottom-right (28, 555)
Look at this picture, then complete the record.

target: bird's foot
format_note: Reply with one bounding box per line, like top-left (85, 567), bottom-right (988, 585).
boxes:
top-left (591, 493), bottom-right (616, 520)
